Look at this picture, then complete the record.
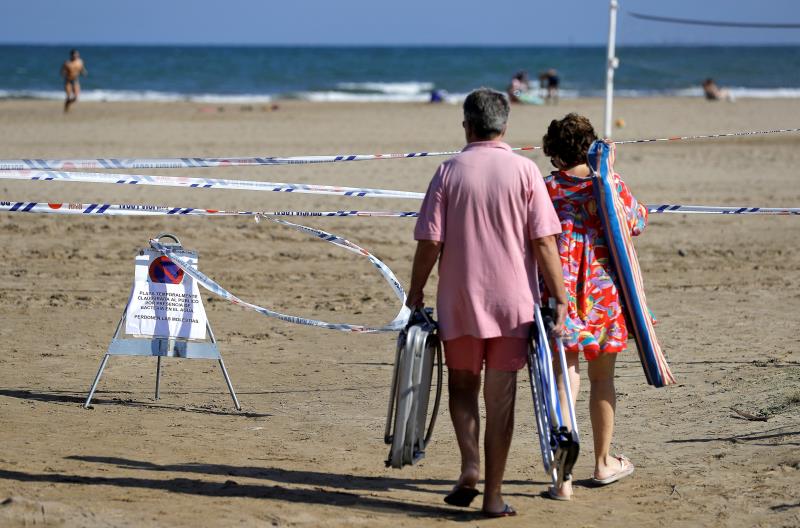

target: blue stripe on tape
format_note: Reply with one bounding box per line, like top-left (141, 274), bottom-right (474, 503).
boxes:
top-left (96, 204), bottom-right (110, 214)
top-left (10, 202), bottom-right (23, 211)
top-left (22, 202), bottom-right (36, 212)
top-left (83, 204), bottom-right (97, 213)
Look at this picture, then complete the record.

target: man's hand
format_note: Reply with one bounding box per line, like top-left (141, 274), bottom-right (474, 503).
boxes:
top-left (405, 289), bottom-right (424, 309)
top-left (550, 299), bottom-right (568, 337)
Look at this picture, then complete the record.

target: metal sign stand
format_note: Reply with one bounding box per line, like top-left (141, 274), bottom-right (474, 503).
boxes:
top-left (84, 233), bottom-right (241, 410)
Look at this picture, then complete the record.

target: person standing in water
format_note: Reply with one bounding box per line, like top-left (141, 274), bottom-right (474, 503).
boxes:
top-left (61, 49), bottom-right (88, 113)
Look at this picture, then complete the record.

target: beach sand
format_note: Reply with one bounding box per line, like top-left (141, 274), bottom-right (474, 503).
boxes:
top-left (0, 97), bottom-right (798, 527)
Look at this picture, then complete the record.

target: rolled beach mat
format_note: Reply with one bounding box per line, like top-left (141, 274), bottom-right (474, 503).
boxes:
top-left (588, 140), bottom-right (676, 387)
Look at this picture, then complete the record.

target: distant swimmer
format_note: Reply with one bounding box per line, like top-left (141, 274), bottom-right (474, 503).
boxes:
top-left (702, 78), bottom-right (734, 102)
top-left (539, 68), bottom-right (559, 104)
top-left (60, 49), bottom-right (88, 113)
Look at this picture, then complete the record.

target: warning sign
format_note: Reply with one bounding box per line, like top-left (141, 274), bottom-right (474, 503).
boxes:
top-left (148, 256), bottom-right (184, 284)
top-left (125, 250), bottom-right (207, 340)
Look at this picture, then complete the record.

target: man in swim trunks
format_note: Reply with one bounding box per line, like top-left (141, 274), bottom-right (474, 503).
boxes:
top-left (543, 69), bottom-right (559, 104)
top-left (61, 49), bottom-right (88, 113)
top-left (407, 88), bottom-right (567, 517)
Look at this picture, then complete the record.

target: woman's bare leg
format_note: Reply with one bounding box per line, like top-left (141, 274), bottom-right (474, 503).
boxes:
top-left (588, 352), bottom-right (620, 479)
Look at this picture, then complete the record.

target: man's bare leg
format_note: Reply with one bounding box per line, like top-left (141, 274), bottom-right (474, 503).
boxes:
top-left (448, 369), bottom-right (481, 490)
top-left (482, 368), bottom-right (517, 513)
top-left (64, 82), bottom-right (73, 112)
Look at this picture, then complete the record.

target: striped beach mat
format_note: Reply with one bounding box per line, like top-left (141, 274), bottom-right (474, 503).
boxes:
top-left (589, 140), bottom-right (676, 387)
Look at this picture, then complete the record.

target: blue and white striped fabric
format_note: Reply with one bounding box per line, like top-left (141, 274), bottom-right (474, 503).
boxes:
top-left (589, 140), bottom-right (676, 387)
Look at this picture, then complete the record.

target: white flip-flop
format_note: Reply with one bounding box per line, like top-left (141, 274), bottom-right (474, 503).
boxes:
top-left (591, 455), bottom-right (635, 486)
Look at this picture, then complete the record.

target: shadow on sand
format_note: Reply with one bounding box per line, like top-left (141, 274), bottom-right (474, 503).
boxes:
top-left (0, 457), bottom-right (505, 521)
top-left (0, 388), bottom-right (268, 418)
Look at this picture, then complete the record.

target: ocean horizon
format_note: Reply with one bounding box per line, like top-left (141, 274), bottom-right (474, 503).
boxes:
top-left (2, 44), bottom-right (799, 103)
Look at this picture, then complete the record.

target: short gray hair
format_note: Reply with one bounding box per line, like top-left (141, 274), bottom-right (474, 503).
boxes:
top-left (463, 88), bottom-right (509, 139)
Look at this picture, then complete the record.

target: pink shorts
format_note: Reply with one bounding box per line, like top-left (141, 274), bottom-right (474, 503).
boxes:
top-left (444, 336), bottom-right (528, 374)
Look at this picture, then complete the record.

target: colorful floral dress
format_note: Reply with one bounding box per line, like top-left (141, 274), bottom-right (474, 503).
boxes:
top-left (542, 169), bottom-right (648, 361)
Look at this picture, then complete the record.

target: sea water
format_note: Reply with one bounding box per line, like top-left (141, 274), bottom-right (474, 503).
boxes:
top-left (1, 44), bottom-right (798, 103)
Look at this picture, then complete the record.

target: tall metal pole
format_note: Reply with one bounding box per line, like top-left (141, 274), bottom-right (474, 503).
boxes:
top-left (604, 0), bottom-right (620, 138)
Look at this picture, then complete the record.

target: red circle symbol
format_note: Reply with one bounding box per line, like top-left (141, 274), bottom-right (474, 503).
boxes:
top-left (48, 203), bottom-right (63, 209)
top-left (148, 256), bottom-right (184, 284)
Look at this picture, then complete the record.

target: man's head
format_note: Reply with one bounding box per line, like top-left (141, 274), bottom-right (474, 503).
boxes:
top-left (70, 49), bottom-right (79, 59)
top-left (463, 88), bottom-right (509, 142)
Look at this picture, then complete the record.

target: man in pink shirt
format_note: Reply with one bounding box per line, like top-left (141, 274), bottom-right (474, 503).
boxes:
top-left (407, 88), bottom-right (567, 517)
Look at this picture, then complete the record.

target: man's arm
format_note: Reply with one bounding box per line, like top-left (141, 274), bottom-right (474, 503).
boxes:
top-left (406, 240), bottom-right (442, 308)
top-left (532, 235), bottom-right (568, 335)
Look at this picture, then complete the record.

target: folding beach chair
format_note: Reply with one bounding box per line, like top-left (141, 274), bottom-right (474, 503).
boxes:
top-left (528, 302), bottom-right (580, 487)
top-left (384, 307), bottom-right (444, 468)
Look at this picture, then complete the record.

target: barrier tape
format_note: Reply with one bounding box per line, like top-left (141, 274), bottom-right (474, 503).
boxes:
top-left (0, 201), bottom-right (420, 217)
top-left (613, 128), bottom-right (800, 146)
top-left (0, 170), bottom-right (424, 200)
top-left (2, 200), bottom-right (799, 217)
top-left (1, 128), bottom-right (796, 171)
top-left (151, 218), bottom-right (411, 333)
top-left (649, 204), bottom-right (800, 215)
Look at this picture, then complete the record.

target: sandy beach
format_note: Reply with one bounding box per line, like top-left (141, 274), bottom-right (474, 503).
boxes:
top-left (0, 97), bottom-right (798, 527)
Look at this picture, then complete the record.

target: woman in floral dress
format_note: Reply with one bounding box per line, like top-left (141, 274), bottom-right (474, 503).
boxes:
top-left (542, 113), bottom-right (647, 500)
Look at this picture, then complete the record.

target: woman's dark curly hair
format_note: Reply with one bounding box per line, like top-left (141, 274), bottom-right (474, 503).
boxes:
top-left (542, 113), bottom-right (598, 169)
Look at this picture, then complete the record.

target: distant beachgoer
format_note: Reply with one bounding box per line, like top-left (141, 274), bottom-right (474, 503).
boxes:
top-left (507, 71), bottom-right (530, 103)
top-left (541, 113), bottom-right (644, 500)
top-left (407, 88), bottom-right (567, 517)
top-left (702, 78), bottom-right (733, 102)
top-left (429, 89), bottom-right (447, 103)
top-left (540, 69), bottom-right (559, 104)
top-left (61, 49), bottom-right (88, 113)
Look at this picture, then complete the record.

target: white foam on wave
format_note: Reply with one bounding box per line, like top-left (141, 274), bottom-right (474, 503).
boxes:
top-left (3, 86), bottom-right (799, 103)
top-left (334, 81), bottom-right (435, 95)
top-left (293, 90), bottom-right (468, 103)
top-left (294, 91), bottom-right (430, 103)
top-left (0, 89), bottom-right (273, 104)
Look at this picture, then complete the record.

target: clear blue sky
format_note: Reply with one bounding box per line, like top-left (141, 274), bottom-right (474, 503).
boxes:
top-left (3, 0), bottom-right (799, 46)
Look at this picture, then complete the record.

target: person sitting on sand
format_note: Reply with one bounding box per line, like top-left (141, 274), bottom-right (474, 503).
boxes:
top-left (61, 49), bottom-right (88, 113)
top-left (541, 113), bottom-right (645, 500)
top-left (702, 78), bottom-right (733, 102)
top-left (507, 71), bottom-right (530, 103)
top-left (407, 88), bottom-right (567, 517)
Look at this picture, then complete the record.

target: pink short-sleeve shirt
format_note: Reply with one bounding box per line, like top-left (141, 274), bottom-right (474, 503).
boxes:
top-left (414, 140), bottom-right (561, 341)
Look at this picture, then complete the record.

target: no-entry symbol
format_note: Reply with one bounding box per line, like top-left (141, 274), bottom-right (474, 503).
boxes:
top-left (148, 256), bottom-right (184, 284)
